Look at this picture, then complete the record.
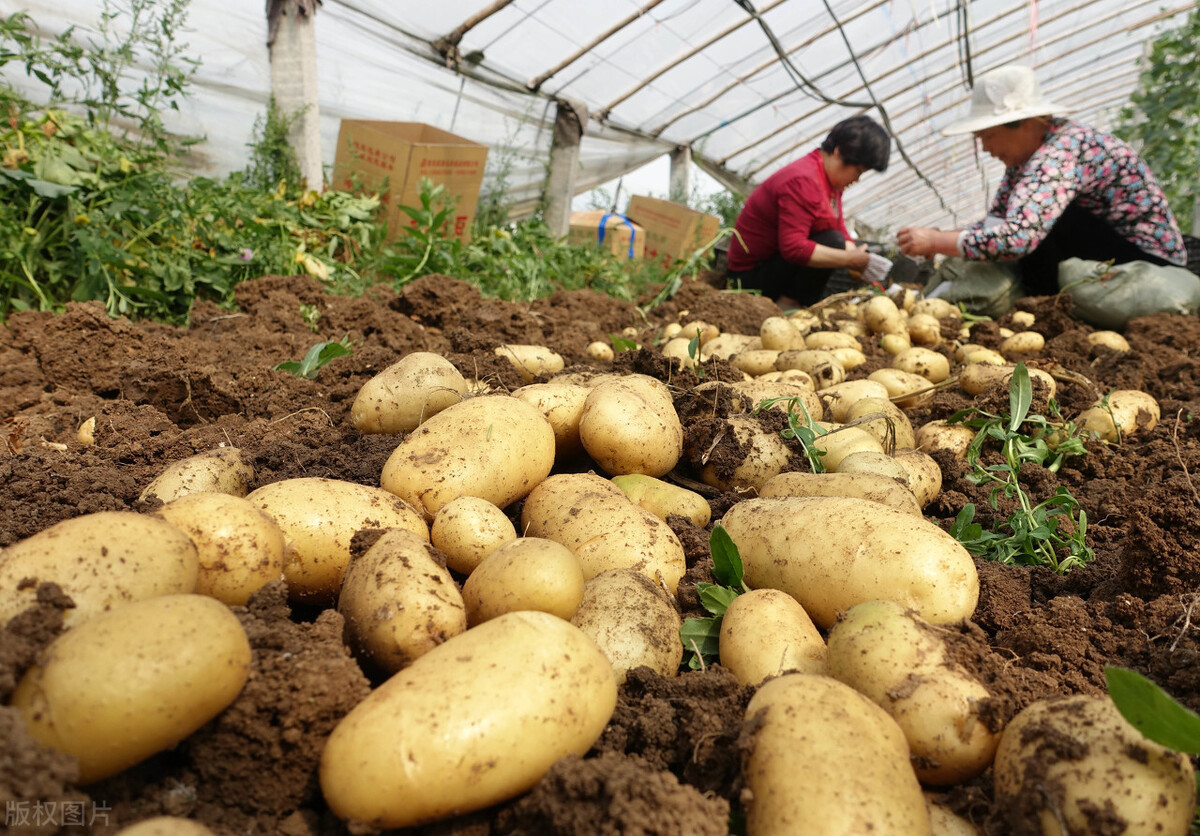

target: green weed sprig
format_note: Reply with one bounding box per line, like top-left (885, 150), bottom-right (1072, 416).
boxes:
top-left (755, 396), bottom-right (827, 473)
top-left (274, 334), bottom-right (355, 379)
top-left (680, 525), bottom-right (749, 670)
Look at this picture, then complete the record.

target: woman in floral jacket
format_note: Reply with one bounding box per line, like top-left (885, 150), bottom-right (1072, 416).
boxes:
top-left (897, 65), bottom-right (1186, 296)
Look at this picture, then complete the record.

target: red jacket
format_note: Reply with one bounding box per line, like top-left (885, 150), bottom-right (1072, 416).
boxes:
top-left (727, 148), bottom-right (852, 272)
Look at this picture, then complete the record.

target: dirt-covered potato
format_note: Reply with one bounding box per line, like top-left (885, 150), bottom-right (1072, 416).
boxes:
top-left (722, 496), bottom-right (978, 628)
top-left (319, 611), bottom-right (617, 830)
top-left (700, 331), bottom-right (760, 360)
top-left (775, 348), bottom-right (845, 389)
top-left (760, 315), bottom-right (807, 351)
top-left (869, 367), bottom-right (936, 408)
top-left (154, 492), bottom-right (287, 605)
top-left (894, 448), bottom-right (943, 508)
top-left (911, 297), bottom-right (959, 320)
top-left (916, 420), bottom-right (977, 460)
top-left (907, 312), bottom-right (942, 346)
top-left (999, 331), bottom-right (1044, 360)
top-left (743, 674), bottom-right (931, 834)
top-left (512, 381), bottom-right (590, 459)
top-left (726, 380), bottom-right (822, 420)
top-left (611, 473), bottom-right (711, 527)
top-left (730, 348), bottom-right (782, 377)
top-left (138, 446), bottom-right (255, 505)
top-left (578, 374), bottom-right (682, 477)
top-left (1076, 389), bottom-right (1160, 442)
top-left (958, 363), bottom-right (1056, 399)
top-left (893, 346), bottom-right (950, 383)
top-left (863, 294), bottom-right (907, 336)
top-left (699, 414), bottom-right (793, 492)
top-left (570, 568), bottom-right (682, 683)
top-left (430, 495), bottom-right (518, 575)
top-left (759, 471), bottom-right (921, 516)
top-left (826, 600), bottom-right (1000, 785)
top-left (350, 351), bottom-right (467, 434)
top-left (494, 343), bottom-right (565, 383)
top-left (338, 528), bottom-right (466, 675)
top-left (0, 511), bottom-right (199, 629)
top-left (246, 476), bottom-right (428, 605)
top-left (11, 594), bottom-right (251, 784)
top-left (521, 472), bottom-right (687, 593)
top-left (844, 396), bottom-right (916, 451)
top-left (993, 694), bottom-right (1196, 834)
top-left (115, 818), bottom-right (217, 836)
top-left (805, 330), bottom-right (861, 351)
top-left (463, 537), bottom-right (584, 625)
top-left (820, 379), bottom-right (891, 422)
top-left (719, 588), bottom-right (826, 685)
top-left (381, 394), bottom-right (556, 519)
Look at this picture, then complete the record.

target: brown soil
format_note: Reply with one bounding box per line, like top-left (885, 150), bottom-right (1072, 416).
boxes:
top-left (3, 272), bottom-right (1200, 835)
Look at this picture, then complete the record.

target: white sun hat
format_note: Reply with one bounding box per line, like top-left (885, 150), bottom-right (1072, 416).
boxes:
top-left (941, 65), bottom-right (1067, 136)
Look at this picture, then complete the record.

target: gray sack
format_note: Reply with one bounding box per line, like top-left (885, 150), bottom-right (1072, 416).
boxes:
top-left (1057, 257), bottom-right (1200, 330)
top-left (921, 257), bottom-right (1022, 319)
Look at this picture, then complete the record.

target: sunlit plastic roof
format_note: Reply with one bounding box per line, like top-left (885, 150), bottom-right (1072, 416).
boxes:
top-left (12, 0), bottom-right (1195, 237)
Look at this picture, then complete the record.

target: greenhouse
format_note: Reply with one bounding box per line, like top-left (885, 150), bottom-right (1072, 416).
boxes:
top-left (3, 2), bottom-right (1200, 835)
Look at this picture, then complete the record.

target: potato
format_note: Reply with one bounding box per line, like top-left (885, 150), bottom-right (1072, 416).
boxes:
top-left (430, 496), bottom-right (518, 575)
top-left (759, 471), bottom-right (922, 516)
top-left (907, 312), bottom-right (942, 346)
top-left (835, 318), bottom-right (870, 338)
top-left (879, 331), bottom-right (912, 355)
top-left (139, 446), bottom-right (255, 505)
top-left (830, 346), bottom-right (867, 371)
top-left (512, 381), bottom-right (590, 459)
top-left (578, 374), bottom-right (682, 477)
top-left (381, 394), bottom-right (556, 519)
top-left (586, 340), bottom-right (615, 362)
top-left (958, 363), bottom-right (1056, 400)
top-left (495, 343), bottom-right (565, 383)
top-left (338, 528), bottom-right (466, 675)
top-left (319, 611), bottom-right (617, 829)
top-left (820, 379), bottom-right (890, 422)
top-left (775, 349), bottom-right (845, 389)
top-left (1077, 389), bottom-right (1160, 442)
top-left (154, 492), bottom-right (287, 606)
top-left (730, 348), bottom-right (782, 377)
top-left (844, 396), bottom-right (916, 450)
top-left (727, 380), bottom-right (822, 420)
top-left (0, 511), bottom-right (199, 629)
top-left (699, 414), bottom-right (793, 492)
top-left (916, 420), bottom-right (977, 460)
top-left (11, 594), bottom-right (250, 784)
top-left (662, 335), bottom-right (700, 370)
top-left (863, 294), bottom-right (907, 335)
top-left (743, 674), bottom-right (931, 835)
top-left (756, 368), bottom-right (817, 388)
top-left (679, 319), bottom-right (719, 346)
top-left (787, 309), bottom-right (820, 334)
top-left (826, 600), bottom-right (1000, 785)
top-left (925, 795), bottom-right (981, 835)
top-left (700, 332), bottom-right (759, 360)
top-left (463, 537), bottom-right (584, 626)
top-left (722, 496), bottom-right (978, 628)
top-left (805, 330), bottom-right (861, 351)
top-left (662, 322), bottom-right (683, 339)
top-left (521, 472), bottom-right (686, 593)
top-left (813, 425), bottom-right (885, 472)
top-left (868, 367), bottom-right (936, 408)
top-left (1087, 330), bottom-right (1130, 352)
top-left (246, 476), bottom-right (427, 605)
top-left (993, 694), bottom-right (1195, 834)
top-left (894, 448), bottom-right (943, 508)
top-left (719, 588), bottom-right (826, 685)
top-left (999, 331), bottom-right (1044, 360)
top-left (760, 316), bottom-right (807, 351)
top-left (912, 297), bottom-right (960, 320)
top-left (350, 351), bottom-right (467, 434)
top-left (893, 346), bottom-right (951, 383)
top-left (611, 473), bottom-right (711, 527)
top-left (954, 344), bottom-right (1007, 366)
top-left (115, 818), bottom-right (217, 836)
top-left (1008, 310), bottom-right (1036, 328)
top-left (571, 568), bottom-right (683, 683)
top-left (835, 449), bottom-right (914, 484)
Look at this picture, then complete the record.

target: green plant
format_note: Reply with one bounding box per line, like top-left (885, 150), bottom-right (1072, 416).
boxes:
top-left (756, 396), bottom-right (828, 473)
top-left (298, 303), bottom-right (320, 333)
top-left (243, 95), bottom-right (305, 194)
top-left (947, 363), bottom-right (1093, 573)
top-left (680, 525), bottom-right (750, 670)
top-left (273, 334), bottom-right (355, 379)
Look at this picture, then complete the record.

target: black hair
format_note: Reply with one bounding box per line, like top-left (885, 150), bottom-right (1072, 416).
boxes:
top-left (820, 114), bottom-right (891, 172)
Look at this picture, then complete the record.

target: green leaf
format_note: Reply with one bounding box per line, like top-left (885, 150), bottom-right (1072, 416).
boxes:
top-left (1106, 666), bottom-right (1200, 753)
top-left (709, 524), bottom-right (744, 589)
top-left (680, 616), bottom-right (722, 668)
top-left (1009, 362), bottom-right (1032, 432)
top-left (696, 582), bottom-right (741, 617)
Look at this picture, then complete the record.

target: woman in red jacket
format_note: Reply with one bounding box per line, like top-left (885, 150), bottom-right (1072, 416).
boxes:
top-left (725, 114), bottom-right (892, 306)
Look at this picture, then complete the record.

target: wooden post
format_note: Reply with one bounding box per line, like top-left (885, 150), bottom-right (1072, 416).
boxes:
top-left (544, 98), bottom-right (588, 239)
top-left (267, 0), bottom-right (322, 190)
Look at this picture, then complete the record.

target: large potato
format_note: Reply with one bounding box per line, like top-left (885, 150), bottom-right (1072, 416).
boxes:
top-left (743, 674), bottom-right (931, 835)
top-left (869, 367), bottom-right (936, 408)
top-left (728, 380), bottom-right (822, 420)
top-left (245, 477), bottom-right (427, 605)
top-left (759, 471), bottom-right (922, 516)
top-left (774, 349), bottom-right (845, 389)
top-left (381, 394), bottom-right (556, 519)
top-left (611, 473), bottom-right (711, 527)
top-left (719, 588), bottom-right (826, 685)
top-left (521, 472), bottom-right (686, 593)
top-left (699, 415), bottom-right (793, 492)
top-left (916, 420), bottom-right (977, 460)
top-left (154, 492), bottom-right (287, 606)
top-left (11, 594), bottom-right (250, 784)
top-left (338, 528), bottom-right (466, 675)
top-left (578, 374), bottom-right (682, 477)
top-left (1076, 389), bottom-right (1160, 443)
top-left (350, 351), bottom-right (468, 434)
top-left (511, 381), bottom-right (590, 459)
top-left (893, 346), bottom-right (951, 383)
top-left (958, 363), bottom-right (1056, 399)
top-left (0, 511), bottom-right (198, 629)
top-left (826, 600), bottom-right (1000, 785)
top-left (430, 495), bottom-right (518, 575)
top-left (721, 496), bottom-right (978, 628)
top-left (319, 611), bottom-right (617, 829)
top-left (463, 537), bottom-right (585, 625)
top-left (759, 316), bottom-right (807, 351)
top-left (571, 568), bottom-right (683, 683)
top-left (993, 694), bottom-right (1195, 834)
top-left (138, 446), bottom-right (254, 505)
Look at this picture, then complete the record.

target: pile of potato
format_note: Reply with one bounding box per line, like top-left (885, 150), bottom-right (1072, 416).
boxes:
top-left (0, 293), bottom-right (1186, 835)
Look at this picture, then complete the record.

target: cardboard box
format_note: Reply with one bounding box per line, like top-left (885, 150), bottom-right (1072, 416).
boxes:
top-left (567, 211), bottom-right (645, 259)
top-left (331, 120), bottom-right (488, 242)
top-left (625, 195), bottom-right (722, 267)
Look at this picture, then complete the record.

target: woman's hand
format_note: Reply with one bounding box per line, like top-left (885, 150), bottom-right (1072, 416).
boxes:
top-left (897, 227), bottom-right (963, 258)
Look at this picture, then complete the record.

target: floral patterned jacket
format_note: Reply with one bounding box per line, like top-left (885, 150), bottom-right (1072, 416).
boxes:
top-left (959, 118), bottom-right (1186, 266)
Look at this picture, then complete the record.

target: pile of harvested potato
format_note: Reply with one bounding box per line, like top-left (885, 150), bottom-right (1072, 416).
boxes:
top-left (1, 285), bottom-right (1188, 835)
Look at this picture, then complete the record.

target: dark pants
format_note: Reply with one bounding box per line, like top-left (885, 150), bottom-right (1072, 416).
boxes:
top-left (1017, 202), bottom-right (1175, 296)
top-left (725, 228), bottom-right (846, 306)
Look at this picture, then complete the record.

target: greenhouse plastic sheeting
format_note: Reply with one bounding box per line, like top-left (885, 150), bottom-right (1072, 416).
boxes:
top-left (4, 0), bottom-right (1193, 234)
